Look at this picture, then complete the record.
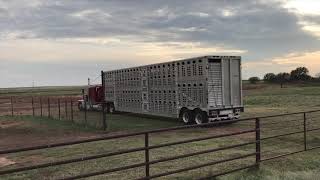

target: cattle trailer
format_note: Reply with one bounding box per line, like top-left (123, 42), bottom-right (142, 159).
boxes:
top-left (103, 55), bottom-right (243, 124)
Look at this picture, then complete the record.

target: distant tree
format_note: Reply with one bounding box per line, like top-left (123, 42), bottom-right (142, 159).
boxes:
top-left (290, 67), bottom-right (311, 81)
top-left (314, 73), bottom-right (320, 82)
top-left (249, 77), bottom-right (260, 84)
top-left (276, 72), bottom-right (290, 88)
top-left (263, 73), bottom-right (277, 82)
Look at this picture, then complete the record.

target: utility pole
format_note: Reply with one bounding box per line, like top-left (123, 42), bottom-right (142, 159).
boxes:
top-left (32, 80), bottom-right (35, 92)
top-left (88, 78), bottom-right (90, 86)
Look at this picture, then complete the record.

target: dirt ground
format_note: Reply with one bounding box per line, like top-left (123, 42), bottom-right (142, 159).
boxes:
top-left (0, 157), bottom-right (15, 168)
top-left (0, 117), bottom-right (104, 168)
top-left (0, 115), bottom-right (252, 170)
top-left (0, 117), bottom-right (248, 150)
top-left (0, 96), bottom-right (81, 116)
top-left (0, 117), bottom-right (105, 148)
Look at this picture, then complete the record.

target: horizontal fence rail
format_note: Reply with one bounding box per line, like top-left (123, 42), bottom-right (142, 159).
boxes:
top-left (0, 95), bottom-right (107, 130)
top-left (0, 110), bottom-right (319, 179)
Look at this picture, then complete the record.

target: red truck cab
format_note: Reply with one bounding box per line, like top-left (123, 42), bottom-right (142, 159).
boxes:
top-left (78, 85), bottom-right (104, 111)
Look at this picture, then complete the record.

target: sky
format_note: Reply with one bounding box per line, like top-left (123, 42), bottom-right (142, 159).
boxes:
top-left (0, 0), bottom-right (319, 88)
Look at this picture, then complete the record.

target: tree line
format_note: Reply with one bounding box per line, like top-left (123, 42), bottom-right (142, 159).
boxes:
top-left (249, 67), bottom-right (320, 87)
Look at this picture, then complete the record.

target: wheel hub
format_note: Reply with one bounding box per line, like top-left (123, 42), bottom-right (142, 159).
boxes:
top-left (195, 114), bottom-right (203, 124)
top-left (182, 112), bottom-right (190, 123)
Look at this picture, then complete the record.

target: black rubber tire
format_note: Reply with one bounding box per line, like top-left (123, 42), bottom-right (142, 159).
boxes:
top-left (194, 109), bottom-right (208, 125)
top-left (179, 109), bottom-right (194, 125)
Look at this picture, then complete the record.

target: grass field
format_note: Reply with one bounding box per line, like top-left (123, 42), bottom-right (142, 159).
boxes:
top-left (0, 86), bottom-right (84, 97)
top-left (243, 83), bottom-right (320, 118)
top-left (1, 83), bottom-right (320, 179)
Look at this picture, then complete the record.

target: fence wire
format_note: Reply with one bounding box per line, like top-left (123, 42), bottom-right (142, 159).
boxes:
top-left (0, 96), bottom-right (106, 130)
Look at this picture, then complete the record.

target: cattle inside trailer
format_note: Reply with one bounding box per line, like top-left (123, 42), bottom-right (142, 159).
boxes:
top-left (103, 55), bottom-right (243, 124)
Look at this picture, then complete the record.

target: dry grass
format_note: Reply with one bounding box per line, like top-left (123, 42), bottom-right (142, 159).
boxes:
top-left (0, 83), bottom-right (320, 179)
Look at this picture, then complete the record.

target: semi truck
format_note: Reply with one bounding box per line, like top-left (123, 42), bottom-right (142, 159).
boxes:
top-left (78, 85), bottom-right (104, 111)
top-left (102, 55), bottom-right (243, 124)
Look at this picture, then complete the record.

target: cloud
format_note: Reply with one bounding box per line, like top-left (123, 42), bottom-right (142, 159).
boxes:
top-left (0, 60), bottom-right (112, 88)
top-left (0, 0), bottom-right (318, 60)
top-left (284, 0), bottom-right (320, 15)
top-left (243, 51), bottom-right (320, 78)
top-left (0, 0), bottom-right (319, 87)
top-left (70, 9), bottom-right (112, 21)
top-left (296, 17), bottom-right (320, 38)
top-left (188, 12), bottom-right (210, 17)
top-left (282, 0), bottom-right (320, 38)
top-left (0, 38), bottom-right (246, 64)
top-left (221, 9), bottom-right (236, 17)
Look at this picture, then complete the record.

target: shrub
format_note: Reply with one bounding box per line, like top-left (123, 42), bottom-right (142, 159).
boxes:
top-left (263, 73), bottom-right (277, 82)
top-left (290, 67), bottom-right (311, 81)
top-left (249, 77), bottom-right (260, 84)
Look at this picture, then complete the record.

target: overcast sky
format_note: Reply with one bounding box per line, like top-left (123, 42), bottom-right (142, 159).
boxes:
top-left (0, 0), bottom-right (319, 88)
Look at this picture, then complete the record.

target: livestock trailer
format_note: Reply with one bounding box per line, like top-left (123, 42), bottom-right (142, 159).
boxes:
top-left (103, 55), bottom-right (243, 124)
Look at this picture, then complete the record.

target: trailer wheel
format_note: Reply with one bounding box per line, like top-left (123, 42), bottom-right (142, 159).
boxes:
top-left (194, 109), bottom-right (208, 125)
top-left (179, 108), bottom-right (193, 124)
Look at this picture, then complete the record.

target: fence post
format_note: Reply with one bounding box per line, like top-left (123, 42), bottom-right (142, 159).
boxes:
top-left (10, 96), bottom-right (14, 116)
top-left (255, 118), bottom-right (261, 168)
top-left (40, 97), bottom-right (43, 117)
top-left (304, 112), bottom-right (307, 151)
top-left (48, 97), bottom-right (51, 118)
top-left (102, 102), bottom-right (107, 131)
top-left (71, 99), bottom-right (74, 122)
top-left (144, 133), bottom-right (150, 178)
top-left (101, 70), bottom-right (107, 130)
top-left (58, 99), bottom-right (61, 120)
top-left (84, 99), bottom-right (87, 126)
top-left (65, 98), bottom-right (68, 120)
top-left (31, 97), bottom-right (35, 116)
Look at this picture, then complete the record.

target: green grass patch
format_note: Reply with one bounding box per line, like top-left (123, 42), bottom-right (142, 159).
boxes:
top-left (1, 115), bottom-right (97, 133)
top-left (1, 83), bottom-right (320, 179)
top-left (106, 113), bottom-right (181, 132)
top-left (0, 86), bottom-right (84, 97)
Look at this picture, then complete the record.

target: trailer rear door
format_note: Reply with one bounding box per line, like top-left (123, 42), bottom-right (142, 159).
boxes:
top-left (208, 58), bottom-right (242, 109)
top-left (221, 58), bottom-right (242, 108)
top-left (208, 59), bottom-right (223, 108)
top-left (230, 58), bottom-right (242, 107)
